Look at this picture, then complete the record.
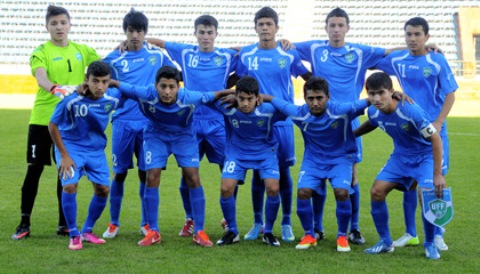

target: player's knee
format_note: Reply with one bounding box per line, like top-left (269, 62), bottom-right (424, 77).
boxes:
top-left (183, 171), bottom-right (201, 188)
top-left (370, 187), bottom-right (386, 201)
top-left (114, 172), bottom-right (128, 182)
top-left (334, 188), bottom-right (349, 201)
top-left (95, 185), bottom-right (110, 197)
top-left (62, 184), bottom-right (77, 194)
top-left (297, 188), bottom-right (312, 199)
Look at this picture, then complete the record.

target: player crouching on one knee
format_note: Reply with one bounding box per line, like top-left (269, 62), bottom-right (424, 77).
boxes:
top-left (355, 72), bottom-right (445, 260)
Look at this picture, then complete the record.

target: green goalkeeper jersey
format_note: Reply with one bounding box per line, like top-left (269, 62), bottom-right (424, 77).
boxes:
top-left (29, 40), bottom-right (100, 125)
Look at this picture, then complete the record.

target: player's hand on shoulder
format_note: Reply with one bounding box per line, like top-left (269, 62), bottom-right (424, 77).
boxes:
top-left (425, 43), bottom-right (443, 54)
top-left (76, 83), bottom-right (89, 96)
top-left (220, 94), bottom-right (237, 109)
top-left (50, 85), bottom-right (77, 99)
top-left (392, 91), bottom-right (414, 105)
top-left (116, 40), bottom-right (128, 53)
top-left (278, 39), bottom-right (295, 50)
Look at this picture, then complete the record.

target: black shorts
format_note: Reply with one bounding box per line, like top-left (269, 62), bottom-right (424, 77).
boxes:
top-left (26, 124), bottom-right (55, 166)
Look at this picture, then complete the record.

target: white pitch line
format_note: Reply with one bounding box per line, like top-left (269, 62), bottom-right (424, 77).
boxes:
top-left (448, 132), bottom-right (480, 137)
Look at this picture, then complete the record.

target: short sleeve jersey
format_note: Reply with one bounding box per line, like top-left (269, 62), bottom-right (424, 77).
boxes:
top-left (104, 43), bottom-right (176, 121)
top-left (118, 83), bottom-right (215, 133)
top-left (376, 50), bottom-right (458, 123)
top-left (165, 42), bottom-right (238, 120)
top-left (271, 98), bottom-right (368, 164)
top-left (29, 40), bottom-right (100, 125)
top-left (295, 40), bottom-right (385, 103)
top-left (236, 42), bottom-right (308, 103)
top-left (367, 102), bottom-right (436, 156)
top-left (50, 89), bottom-right (123, 151)
top-left (213, 102), bottom-right (286, 161)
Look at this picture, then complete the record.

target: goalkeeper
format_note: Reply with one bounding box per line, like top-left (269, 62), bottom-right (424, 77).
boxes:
top-left (11, 5), bottom-right (100, 240)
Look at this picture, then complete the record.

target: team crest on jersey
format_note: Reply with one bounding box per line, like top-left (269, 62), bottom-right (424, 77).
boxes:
top-left (104, 103), bottom-right (113, 113)
top-left (231, 119), bottom-right (239, 128)
top-left (423, 67), bottom-right (432, 77)
top-left (75, 53), bottom-right (82, 61)
top-left (177, 109), bottom-right (186, 116)
top-left (330, 121), bottom-right (339, 129)
top-left (401, 123), bottom-right (410, 132)
top-left (278, 58), bottom-right (287, 69)
top-left (214, 56), bottom-right (223, 66)
top-left (257, 120), bottom-right (265, 127)
top-left (422, 187), bottom-right (453, 227)
top-left (345, 53), bottom-right (354, 63)
top-left (148, 56), bottom-right (157, 65)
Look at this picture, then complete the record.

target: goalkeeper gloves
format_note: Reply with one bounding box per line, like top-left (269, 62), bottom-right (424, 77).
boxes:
top-left (50, 85), bottom-right (76, 99)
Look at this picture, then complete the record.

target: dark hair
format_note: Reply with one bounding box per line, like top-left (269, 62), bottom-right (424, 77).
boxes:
top-left (194, 15), bottom-right (218, 31)
top-left (123, 8), bottom-right (148, 33)
top-left (235, 76), bottom-right (259, 96)
top-left (303, 76), bottom-right (329, 97)
top-left (325, 7), bottom-right (349, 25)
top-left (404, 17), bottom-right (429, 35)
top-left (155, 66), bottom-right (181, 84)
top-left (365, 72), bottom-right (393, 91)
top-left (254, 7), bottom-right (279, 26)
top-left (46, 5), bottom-right (70, 25)
top-left (86, 61), bottom-right (111, 78)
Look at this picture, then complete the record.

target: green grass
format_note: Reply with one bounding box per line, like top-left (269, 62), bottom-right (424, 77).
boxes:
top-left (1, 109), bottom-right (479, 273)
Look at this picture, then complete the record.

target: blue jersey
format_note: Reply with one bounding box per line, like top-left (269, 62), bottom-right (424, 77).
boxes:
top-left (271, 98), bottom-right (368, 164)
top-left (367, 102), bottom-right (436, 156)
top-left (375, 50), bottom-right (458, 125)
top-left (236, 42), bottom-right (309, 103)
top-left (118, 82), bottom-right (215, 133)
top-left (295, 40), bottom-right (385, 103)
top-left (165, 42), bottom-right (238, 120)
top-left (104, 42), bottom-right (175, 121)
top-left (213, 102), bottom-right (286, 161)
top-left (50, 89), bottom-right (123, 151)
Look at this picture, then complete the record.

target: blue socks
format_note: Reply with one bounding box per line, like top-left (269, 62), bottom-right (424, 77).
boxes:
top-left (109, 179), bottom-right (123, 226)
top-left (312, 191), bottom-right (326, 232)
top-left (296, 198), bottom-right (314, 237)
top-left (179, 178), bottom-right (193, 219)
top-left (371, 200), bottom-right (392, 245)
top-left (336, 200), bottom-right (352, 236)
top-left (264, 195), bottom-right (280, 234)
top-left (251, 170), bottom-right (265, 225)
top-left (62, 192), bottom-right (79, 237)
top-left (350, 184), bottom-right (360, 231)
top-left (189, 186), bottom-right (206, 233)
top-left (279, 168), bottom-right (293, 226)
top-left (139, 181), bottom-right (147, 227)
top-left (145, 187), bottom-right (159, 232)
top-left (403, 189), bottom-right (418, 237)
top-left (220, 196), bottom-right (238, 234)
top-left (81, 195), bottom-right (107, 234)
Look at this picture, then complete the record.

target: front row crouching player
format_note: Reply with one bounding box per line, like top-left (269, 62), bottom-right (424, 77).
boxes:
top-left (108, 66), bottom-right (233, 247)
top-left (215, 76), bottom-right (285, 247)
top-left (356, 72), bottom-right (445, 260)
top-left (49, 61), bottom-right (121, 250)
top-left (263, 77), bottom-right (369, 252)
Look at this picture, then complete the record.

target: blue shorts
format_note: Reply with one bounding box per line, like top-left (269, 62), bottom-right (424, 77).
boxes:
top-left (351, 118), bottom-right (363, 163)
top-left (194, 119), bottom-right (225, 165)
top-left (440, 129), bottom-right (449, 176)
top-left (143, 127), bottom-right (199, 169)
top-left (274, 123), bottom-right (296, 167)
top-left (111, 119), bottom-right (147, 173)
top-left (298, 160), bottom-right (353, 195)
top-left (376, 153), bottom-right (434, 191)
top-left (222, 154), bottom-right (280, 181)
top-left (55, 145), bottom-right (110, 186)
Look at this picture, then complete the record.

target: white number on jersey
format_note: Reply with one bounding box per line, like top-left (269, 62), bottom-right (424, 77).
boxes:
top-left (188, 55), bottom-right (199, 68)
top-left (397, 63), bottom-right (407, 78)
top-left (121, 59), bottom-right (129, 73)
top-left (321, 49), bottom-right (329, 62)
top-left (223, 161), bottom-right (236, 173)
top-left (247, 57), bottom-right (259, 71)
top-left (74, 104), bottom-right (88, 117)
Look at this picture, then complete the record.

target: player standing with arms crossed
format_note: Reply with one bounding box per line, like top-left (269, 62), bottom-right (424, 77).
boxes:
top-left (12, 5), bottom-right (100, 240)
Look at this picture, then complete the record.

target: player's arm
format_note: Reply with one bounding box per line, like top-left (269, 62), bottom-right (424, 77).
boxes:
top-left (145, 37), bottom-right (166, 48)
top-left (212, 89), bottom-right (235, 100)
top-left (48, 121), bottom-right (75, 179)
top-left (433, 92), bottom-right (455, 132)
top-left (424, 127), bottom-right (445, 197)
top-left (384, 43), bottom-right (443, 56)
top-left (354, 120), bottom-right (377, 137)
top-left (34, 68), bottom-right (75, 99)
